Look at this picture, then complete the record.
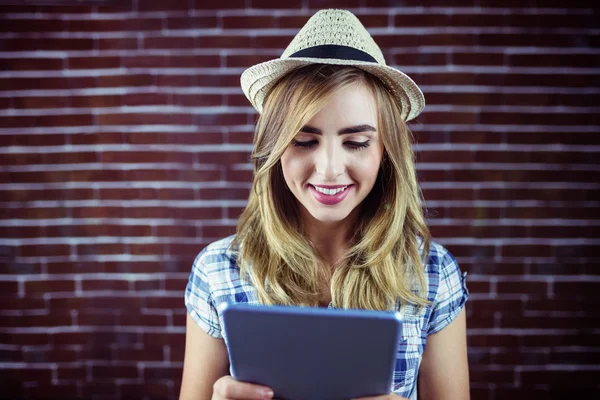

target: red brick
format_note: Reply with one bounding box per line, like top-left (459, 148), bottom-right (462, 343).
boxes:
top-left (172, 93), bottom-right (223, 107)
top-left (0, 38), bottom-right (94, 51)
top-left (394, 14), bottom-right (447, 27)
top-left (19, 244), bottom-right (71, 257)
top-left (521, 370), bottom-right (599, 385)
top-left (100, 150), bottom-right (194, 164)
top-left (82, 279), bottom-right (129, 291)
top-left (0, 206), bottom-right (67, 219)
top-left (496, 281), bottom-right (547, 295)
top-left (468, 299), bottom-right (523, 314)
top-left (143, 294), bottom-right (183, 309)
top-left (0, 18), bottom-right (66, 33)
top-left (134, 279), bottom-right (162, 291)
top-left (129, 243), bottom-right (166, 256)
top-left (0, 114), bottom-right (93, 128)
top-left (104, 261), bottom-right (165, 274)
top-left (51, 332), bottom-right (88, 346)
top-left (144, 36), bottom-right (195, 49)
top-left (26, 384), bottom-right (78, 399)
top-left (97, 74), bottom-right (154, 87)
top-left (224, 15), bottom-right (277, 29)
top-left (521, 333), bottom-right (597, 347)
top-left (119, 382), bottom-right (171, 398)
top-left (2, 367), bottom-right (53, 383)
top-left (195, 35), bottom-right (251, 49)
top-left (167, 16), bottom-right (219, 29)
top-left (167, 243), bottom-right (204, 258)
top-left (92, 364), bottom-right (139, 380)
top-left (13, 96), bottom-right (70, 109)
top-left (71, 94), bottom-right (121, 107)
top-left (202, 225), bottom-right (237, 238)
top-left (156, 225), bottom-right (197, 237)
top-left (68, 55), bottom-right (118, 70)
top-left (4, 57), bottom-right (63, 71)
top-left (23, 348), bottom-right (78, 363)
top-left (97, 112), bottom-right (193, 125)
top-left (122, 92), bottom-right (170, 106)
top-left (97, 37), bottom-right (138, 50)
top-left (494, 387), bottom-right (547, 400)
top-left (117, 313), bottom-right (167, 327)
top-left (469, 334), bottom-right (521, 347)
top-left (142, 331), bottom-right (184, 347)
top-left (0, 133), bottom-right (66, 146)
top-left (225, 169), bottom-right (253, 182)
top-left (114, 346), bottom-right (164, 362)
top-left (226, 207), bottom-right (245, 219)
top-left (70, 132), bottom-right (122, 145)
top-left (77, 311), bottom-right (118, 327)
top-left (71, 206), bottom-right (122, 218)
top-left (44, 151), bottom-right (98, 164)
top-left (137, 0), bottom-right (189, 11)
top-left (196, 151), bottom-right (250, 164)
top-left (192, 0), bottom-right (245, 8)
top-left (25, 280), bottom-right (75, 294)
top-left (165, 277), bottom-right (187, 291)
top-left (0, 280), bottom-right (18, 296)
top-left (466, 313), bottom-right (494, 329)
top-left (0, 332), bottom-right (49, 346)
top-left (80, 381), bottom-right (118, 397)
top-left (470, 367), bottom-right (515, 384)
top-left (1, 297), bottom-right (46, 310)
top-left (77, 243), bottom-right (125, 255)
top-left (554, 281), bottom-right (598, 296)
top-left (501, 315), bottom-right (600, 330)
top-left (168, 207), bottom-right (223, 220)
top-left (225, 53), bottom-right (276, 68)
top-left (143, 365), bottom-right (182, 381)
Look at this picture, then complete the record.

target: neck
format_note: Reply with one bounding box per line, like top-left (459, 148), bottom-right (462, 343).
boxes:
top-left (300, 206), bottom-right (360, 266)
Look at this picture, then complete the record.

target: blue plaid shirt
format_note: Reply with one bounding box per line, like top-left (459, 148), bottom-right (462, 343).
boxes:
top-left (185, 235), bottom-right (469, 400)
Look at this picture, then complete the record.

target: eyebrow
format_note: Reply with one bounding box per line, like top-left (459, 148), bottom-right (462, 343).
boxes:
top-left (300, 124), bottom-right (377, 135)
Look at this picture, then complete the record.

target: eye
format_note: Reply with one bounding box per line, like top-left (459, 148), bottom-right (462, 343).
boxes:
top-left (345, 141), bottom-right (371, 152)
top-left (291, 139), bottom-right (317, 149)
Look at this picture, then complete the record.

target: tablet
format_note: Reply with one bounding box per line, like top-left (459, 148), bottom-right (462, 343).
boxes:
top-left (221, 303), bottom-right (402, 400)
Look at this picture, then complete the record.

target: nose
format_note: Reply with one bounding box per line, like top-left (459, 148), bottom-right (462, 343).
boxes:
top-left (315, 140), bottom-right (344, 181)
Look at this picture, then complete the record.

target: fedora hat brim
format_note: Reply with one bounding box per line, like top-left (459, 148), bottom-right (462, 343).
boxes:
top-left (240, 57), bottom-right (425, 122)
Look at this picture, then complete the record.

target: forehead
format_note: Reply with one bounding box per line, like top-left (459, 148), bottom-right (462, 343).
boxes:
top-left (305, 83), bottom-right (378, 131)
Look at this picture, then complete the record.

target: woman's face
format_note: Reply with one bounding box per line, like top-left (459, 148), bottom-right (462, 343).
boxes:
top-left (280, 83), bottom-right (384, 225)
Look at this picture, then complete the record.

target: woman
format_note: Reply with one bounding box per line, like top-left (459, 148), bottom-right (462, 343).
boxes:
top-left (180, 9), bottom-right (470, 400)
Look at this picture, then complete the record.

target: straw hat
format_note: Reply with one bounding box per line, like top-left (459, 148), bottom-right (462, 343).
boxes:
top-left (240, 9), bottom-right (425, 122)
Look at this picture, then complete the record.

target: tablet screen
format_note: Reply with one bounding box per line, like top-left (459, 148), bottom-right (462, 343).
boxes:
top-left (222, 303), bottom-right (402, 400)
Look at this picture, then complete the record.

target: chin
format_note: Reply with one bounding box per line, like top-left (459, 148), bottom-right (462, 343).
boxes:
top-left (307, 208), bottom-right (351, 223)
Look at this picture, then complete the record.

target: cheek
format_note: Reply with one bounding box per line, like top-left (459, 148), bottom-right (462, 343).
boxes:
top-left (281, 151), bottom-right (310, 182)
top-left (351, 149), bottom-right (382, 182)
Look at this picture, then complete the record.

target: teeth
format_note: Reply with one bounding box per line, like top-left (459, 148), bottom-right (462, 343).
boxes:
top-left (313, 185), bottom-right (347, 195)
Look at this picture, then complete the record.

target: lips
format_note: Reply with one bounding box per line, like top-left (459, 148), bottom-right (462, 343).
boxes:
top-left (308, 184), bottom-right (352, 206)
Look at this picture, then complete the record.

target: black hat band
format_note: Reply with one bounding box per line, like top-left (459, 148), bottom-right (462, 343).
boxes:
top-left (289, 44), bottom-right (377, 63)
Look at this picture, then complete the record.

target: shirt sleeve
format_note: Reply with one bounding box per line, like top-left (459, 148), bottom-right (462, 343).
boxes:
top-left (426, 247), bottom-right (469, 335)
top-left (184, 250), bottom-right (223, 339)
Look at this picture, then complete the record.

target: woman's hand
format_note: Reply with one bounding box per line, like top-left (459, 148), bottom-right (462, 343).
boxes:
top-left (212, 375), bottom-right (274, 400)
top-left (353, 395), bottom-right (409, 400)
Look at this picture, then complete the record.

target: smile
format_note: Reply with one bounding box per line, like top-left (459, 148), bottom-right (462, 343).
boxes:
top-left (311, 185), bottom-right (348, 195)
top-left (308, 184), bottom-right (353, 205)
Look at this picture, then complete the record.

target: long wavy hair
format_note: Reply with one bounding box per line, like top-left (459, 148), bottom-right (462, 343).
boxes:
top-left (232, 64), bottom-right (431, 311)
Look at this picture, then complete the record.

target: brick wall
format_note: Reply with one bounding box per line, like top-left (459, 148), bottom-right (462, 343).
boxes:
top-left (1, 1), bottom-right (599, 399)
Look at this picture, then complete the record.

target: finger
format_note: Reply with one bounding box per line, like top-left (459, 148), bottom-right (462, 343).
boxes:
top-left (213, 375), bottom-right (273, 400)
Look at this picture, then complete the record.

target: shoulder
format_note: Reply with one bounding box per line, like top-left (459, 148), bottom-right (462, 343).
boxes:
top-left (193, 234), bottom-right (239, 273)
top-left (416, 238), bottom-right (467, 306)
top-left (425, 240), bottom-right (459, 275)
top-left (423, 239), bottom-right (469, 334)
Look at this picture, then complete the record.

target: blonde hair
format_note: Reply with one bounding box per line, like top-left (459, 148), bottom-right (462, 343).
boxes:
top-left (232, 65), bottom-right (431, 311)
